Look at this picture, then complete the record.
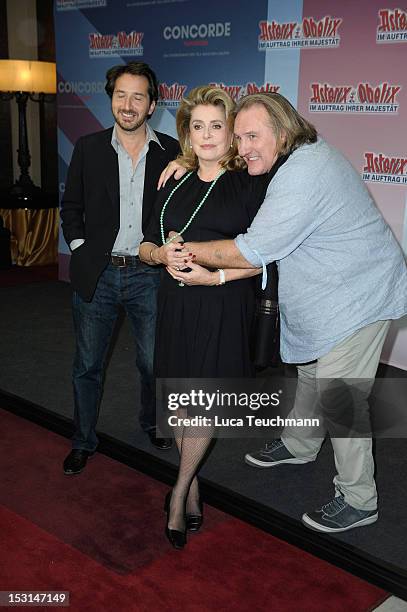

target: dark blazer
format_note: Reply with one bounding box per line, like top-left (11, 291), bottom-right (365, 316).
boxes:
top-left (61, 127), bottom-right (180, 301)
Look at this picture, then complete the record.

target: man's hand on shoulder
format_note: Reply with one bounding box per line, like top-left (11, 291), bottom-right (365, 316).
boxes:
top-left (158, 160), bottom-right (187, 189)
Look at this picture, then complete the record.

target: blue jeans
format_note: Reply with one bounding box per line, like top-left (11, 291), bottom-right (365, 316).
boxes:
top-left (71, 262), bottom-right (160, 451)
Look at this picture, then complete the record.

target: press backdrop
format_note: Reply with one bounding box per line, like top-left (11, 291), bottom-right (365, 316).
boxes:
top-left (54, 0), bottom-right (407, 369)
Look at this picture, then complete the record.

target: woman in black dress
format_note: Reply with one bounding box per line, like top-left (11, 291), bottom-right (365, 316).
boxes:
top-left (139, 86), bottom-right (267, 549)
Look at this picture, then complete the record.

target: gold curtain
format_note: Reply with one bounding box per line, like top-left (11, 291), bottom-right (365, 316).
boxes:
top-left (0, 208), bottom-right (59, 266)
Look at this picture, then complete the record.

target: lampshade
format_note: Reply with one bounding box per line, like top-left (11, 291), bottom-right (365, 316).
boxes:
top-left (0, 59), bottom-right (56, 94)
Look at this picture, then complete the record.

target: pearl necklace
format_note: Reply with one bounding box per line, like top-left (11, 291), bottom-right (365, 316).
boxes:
top-left (160, 168), bottom-right (226, 246)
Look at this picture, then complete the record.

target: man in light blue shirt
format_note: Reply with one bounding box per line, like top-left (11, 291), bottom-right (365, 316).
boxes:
top-left (164, 93), bottom-right (407, 533)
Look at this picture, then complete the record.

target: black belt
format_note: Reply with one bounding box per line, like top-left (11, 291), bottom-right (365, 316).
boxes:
top-left (110, 254), bottom-right (139, 267)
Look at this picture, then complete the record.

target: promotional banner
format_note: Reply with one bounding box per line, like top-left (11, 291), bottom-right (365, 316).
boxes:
top-left (54, 0), bottom-right (407, 369)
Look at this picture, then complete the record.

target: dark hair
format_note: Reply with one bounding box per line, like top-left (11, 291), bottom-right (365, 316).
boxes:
top-left (105, 62), bottom-right (159, 104)
top-left (235, 92), bottom-right (317, 155)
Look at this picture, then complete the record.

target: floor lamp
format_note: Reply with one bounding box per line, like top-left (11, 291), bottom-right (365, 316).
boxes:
top-left (0, 59), bottom-right (56, 206)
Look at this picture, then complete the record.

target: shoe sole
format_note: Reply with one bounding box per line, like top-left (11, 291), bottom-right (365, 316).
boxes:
top-left (301, 512), bottom-right (378, 533)
top-left (244, 454), bottom-right (312, 468)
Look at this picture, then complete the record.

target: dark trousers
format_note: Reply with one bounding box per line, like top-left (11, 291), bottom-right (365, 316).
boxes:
top-left (71, 262), bottom-right (160, 451)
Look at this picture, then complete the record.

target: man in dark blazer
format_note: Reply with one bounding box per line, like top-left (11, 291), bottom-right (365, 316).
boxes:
top-left (61, 61), bottom-right (179, 475)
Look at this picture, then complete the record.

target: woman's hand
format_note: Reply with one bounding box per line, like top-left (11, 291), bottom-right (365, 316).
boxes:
top-left (151, 240), bottom-right (186, 267)
top-left (141, 232), bottom-right (189, 266)
top-left (157, 161), bottom-right (187, 189)
top-left (167, 230), bottom-right (184, 243)
top-left (166, 261), bottom-right (219, 286)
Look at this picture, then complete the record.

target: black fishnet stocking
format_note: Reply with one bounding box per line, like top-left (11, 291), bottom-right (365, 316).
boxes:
top-left (168, 419), bottom-right (214, 532)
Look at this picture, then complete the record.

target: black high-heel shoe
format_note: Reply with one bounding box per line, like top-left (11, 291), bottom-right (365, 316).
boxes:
top-left (164, 492), bottom-right (204, 532)
top-left (164, 491), bottom-right (186, 550)
top-left (186, 499), bottom-right (204, 532)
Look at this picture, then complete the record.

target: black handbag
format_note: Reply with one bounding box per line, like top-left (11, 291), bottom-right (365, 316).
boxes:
top-left (252, 154), bottom-right (289, 371)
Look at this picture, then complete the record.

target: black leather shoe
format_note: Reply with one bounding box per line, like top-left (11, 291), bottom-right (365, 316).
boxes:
top-left (186, 500), bottom-right (204, 532)
top-left (147, 429), bottom-right (172, 450)
top-left (164, 491), bottom-right (186, 550)
top-left (63, 449), bottom-right (94, 475)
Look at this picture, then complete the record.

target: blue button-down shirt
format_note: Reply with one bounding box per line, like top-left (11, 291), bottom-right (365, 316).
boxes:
top-left (235, 138), bottom-right (407, 363)
top-left (111, 123), bottom-right (163, 256)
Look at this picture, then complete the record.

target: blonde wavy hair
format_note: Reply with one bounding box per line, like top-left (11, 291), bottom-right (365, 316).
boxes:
top-left (176, 85), bottom-right (245, 171)
top-left (235, 92), bottom-right (317, 156)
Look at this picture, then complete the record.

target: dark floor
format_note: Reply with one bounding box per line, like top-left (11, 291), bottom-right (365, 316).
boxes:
top-left (1, 279), bottom-right (407, 594)
top-left (0, 263), bottom-right (58, 287)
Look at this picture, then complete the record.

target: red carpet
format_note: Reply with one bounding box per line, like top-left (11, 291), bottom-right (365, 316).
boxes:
top-left (0, 409), bottom-right (388, 611)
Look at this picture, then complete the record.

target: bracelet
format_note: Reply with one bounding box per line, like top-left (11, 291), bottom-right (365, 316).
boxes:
top-left (217, 269), bottom-right (226, 285)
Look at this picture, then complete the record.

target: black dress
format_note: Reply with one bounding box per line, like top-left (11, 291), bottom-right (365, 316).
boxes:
top-left (143, 170), bottom-right (269, 378)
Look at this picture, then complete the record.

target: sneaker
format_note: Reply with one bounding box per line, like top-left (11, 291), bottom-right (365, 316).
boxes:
top-left (302, 495), bottom-right (378, 533)
top-left (244, 439), bottom-right (313, 468)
